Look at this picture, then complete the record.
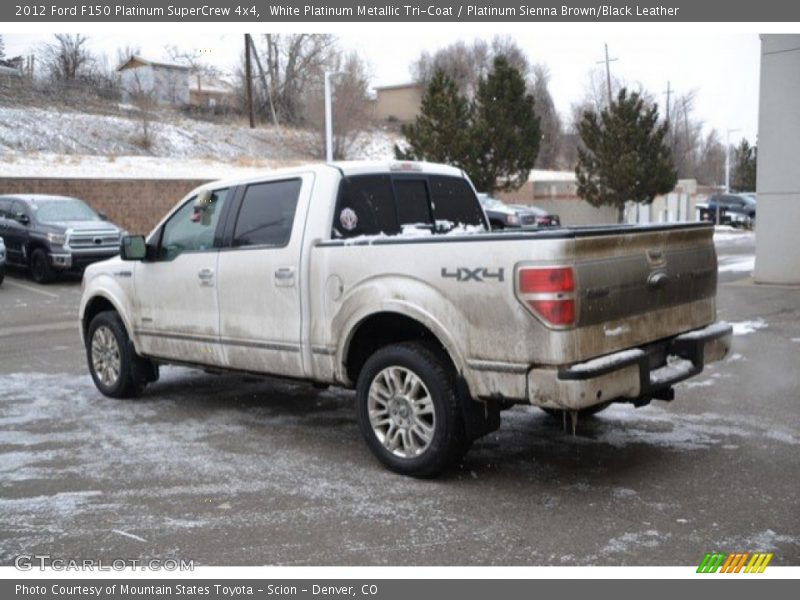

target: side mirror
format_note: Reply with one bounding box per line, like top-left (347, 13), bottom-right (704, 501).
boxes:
top-left (15, 213), bottom-right (30, 225)
top-left (120, 235), bottom-right (147, 261)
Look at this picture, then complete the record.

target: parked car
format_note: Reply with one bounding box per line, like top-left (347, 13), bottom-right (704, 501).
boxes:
top-left (697, 193), bottom-right (757, 228)
top-left (508, 203), bottom-right (561, 227)
top-left (80, 161), bottom-right (731, 477)
top-left (0, 195), bottom-right (124, 283)
top-left (0, 236), bottom-right (5, 285)
top-left (478, 194), bottom-right (559, 229)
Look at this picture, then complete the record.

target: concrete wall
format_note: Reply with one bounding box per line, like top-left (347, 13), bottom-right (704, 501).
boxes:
top-left (374, 85), bottom-right (423, 123)
top-left (496, 181), bottom-right (619, 225)
top-left (754, 35), bottom-right (800, 284)
top-left (0, 177), bottom-right (210, 235)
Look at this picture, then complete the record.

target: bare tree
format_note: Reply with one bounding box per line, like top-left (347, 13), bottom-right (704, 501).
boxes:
top-left (304, 51), bottom-right (373, 159)
top-left (124, 70), bottom-right (158, 150)
top-left (254, 34), bottom-right (338, 125)
top-left (40, 34), bottom-right (93, 81)
top-left (412, 36), bottom-right (529, 99)
top-left (530, 64), bottom-right (562, 169)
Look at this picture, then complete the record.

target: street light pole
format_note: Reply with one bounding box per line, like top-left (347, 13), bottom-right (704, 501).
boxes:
top-left (324, 71), bottom-right (334, 163)
top-left (721, 127), bottom-right (741, 224)
top-left (324, 71), bottom-right (346, 163)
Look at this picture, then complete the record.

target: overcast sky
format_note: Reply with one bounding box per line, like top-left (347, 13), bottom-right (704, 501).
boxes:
top-left (3, 31), bottom-right (760, 143)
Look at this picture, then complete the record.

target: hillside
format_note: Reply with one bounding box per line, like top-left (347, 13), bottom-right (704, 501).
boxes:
top-left (0, 105), bottom-right (401, 177)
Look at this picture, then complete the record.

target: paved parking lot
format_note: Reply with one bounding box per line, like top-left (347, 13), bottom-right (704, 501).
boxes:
top-left (1, 234), bottom-right (799, 566)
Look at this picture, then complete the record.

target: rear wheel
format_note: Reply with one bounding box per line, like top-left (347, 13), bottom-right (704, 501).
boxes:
top-left (30, 248), bottom-right (55, 284)
top-left (356, 342), bottom-right (469, 477)
top-left (86, 311), bottom-right (155, 398)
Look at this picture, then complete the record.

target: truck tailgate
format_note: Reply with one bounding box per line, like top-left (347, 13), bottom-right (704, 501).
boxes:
top-left (553, 223), bottom-right (718, 363)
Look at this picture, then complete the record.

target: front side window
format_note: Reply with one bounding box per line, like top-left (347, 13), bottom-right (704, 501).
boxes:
top-left (233, 179), bottom-right (302, 248)
top-left (159, 188), bottom-right (228, 260)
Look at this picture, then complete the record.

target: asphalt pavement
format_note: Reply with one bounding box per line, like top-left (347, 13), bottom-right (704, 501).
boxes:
top-left (1, 231), bottom-right (798, 566)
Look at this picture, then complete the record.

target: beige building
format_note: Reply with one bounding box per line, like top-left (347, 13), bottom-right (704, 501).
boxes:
top-left (373, 83), bottom-right (423, 123)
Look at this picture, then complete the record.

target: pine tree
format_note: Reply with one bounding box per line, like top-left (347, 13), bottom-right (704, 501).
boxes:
top-left (0, 35), bottom-right (5, 61)
top-left (731, 138), bottom-right (757, 192)
top-left (469, 56), bottom-right (541, 193)
top-left (396, 58), bottom-right (541, 194)
top-left (395, 70), bottom-right (471, 164)
top-left (576, 88), bottom-right (677, 222)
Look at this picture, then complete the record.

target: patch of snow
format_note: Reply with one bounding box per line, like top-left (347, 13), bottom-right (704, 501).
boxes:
top-left (567, 349), bottom-right (645, 374)
top-left (112, 529), bottom-right (148, 542)
top-left (603, 325), bottom-right (630, 337)
top-left (602, 530), bottom-right (669, 555)
top-left (718, 255), bottom-right (755, 273)
top-left (731, 318), bottom-right (768, 336)
top-left (791, 338), bottom-right (800, 344)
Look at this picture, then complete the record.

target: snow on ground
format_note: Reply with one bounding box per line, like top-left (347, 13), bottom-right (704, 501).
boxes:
top-left (0, 105), bottom-right (401, 178)
top-left (718, 255), bottom-right (756, 273)
top-left (714, 227), bottom-right (756, 247)
top-left (730, 318), bottom-right (768, 336)
top-left (0, 152), bottom-right (302, 180)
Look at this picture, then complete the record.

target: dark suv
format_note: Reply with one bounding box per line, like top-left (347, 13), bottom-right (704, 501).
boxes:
top-left (699, 193), bottom-right (757, 227)
top-left (0, 195), bottom-right (124, 283)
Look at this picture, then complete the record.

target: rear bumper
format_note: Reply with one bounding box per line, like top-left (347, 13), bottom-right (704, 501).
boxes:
top-left (528, 321), bottom-right (733, 410)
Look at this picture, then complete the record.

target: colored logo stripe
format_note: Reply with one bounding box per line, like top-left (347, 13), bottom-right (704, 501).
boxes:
top-left (697, 552), bottom-right (773, 573)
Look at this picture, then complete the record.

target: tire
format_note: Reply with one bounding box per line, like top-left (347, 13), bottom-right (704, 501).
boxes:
top-left (86, 310), bottom-right (153, 399)
top-left (0, 267), bottom-right (4, 285)
top-left (356, 342), bottom-right (469, 478)
top-left (542, 401), bottom-right (612, 419)
top-left (30, 248), bottom-right (55, 284)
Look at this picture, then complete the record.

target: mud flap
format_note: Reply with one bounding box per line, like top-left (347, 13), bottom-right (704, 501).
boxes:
top-left (457, 377), bottom-right (501, 441)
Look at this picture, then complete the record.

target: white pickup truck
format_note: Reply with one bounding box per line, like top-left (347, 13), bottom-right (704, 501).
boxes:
top-left (79, 161), bottom-right (732, 476)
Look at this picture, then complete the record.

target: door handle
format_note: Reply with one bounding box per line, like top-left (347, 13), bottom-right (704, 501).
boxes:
top-left (198, 268), bottom-right (215, 285)
top-left (274, 267), bottom-right (295, 286)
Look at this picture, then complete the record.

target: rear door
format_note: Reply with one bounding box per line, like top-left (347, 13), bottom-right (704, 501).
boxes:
top-left (0, 200), bottom-right (31, 265)
top-left (215, 174), bottom-right (313, 377)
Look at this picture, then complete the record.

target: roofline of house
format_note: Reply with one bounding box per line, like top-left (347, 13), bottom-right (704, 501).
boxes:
top-left (373, 82), bottom-right (422, 92)
top-left (117, 55), bottom-right (191, 72)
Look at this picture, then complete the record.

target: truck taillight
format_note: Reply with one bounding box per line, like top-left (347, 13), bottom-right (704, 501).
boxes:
top-left (516, 266), bottom-right (576, 327)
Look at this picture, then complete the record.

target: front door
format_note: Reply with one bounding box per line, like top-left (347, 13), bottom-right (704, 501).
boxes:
top-left (133, 188), bottom-right (230, 366)
top-left (216, 175), bottom-right (312, 378)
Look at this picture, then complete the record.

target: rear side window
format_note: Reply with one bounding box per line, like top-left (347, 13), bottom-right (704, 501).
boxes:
top-left (233, 179), bottom-right (302, 248)
top-left (394, 179), bottom-right (433, 228)
top-left (429, 176), bottom-right (485, 227)
top-left (334, 175), bottom-right (398, 237)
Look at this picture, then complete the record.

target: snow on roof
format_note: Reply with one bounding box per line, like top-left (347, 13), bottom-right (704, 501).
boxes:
top-left (117, 55), bottom-right (190, 72)
top-left (528, 169), bottom-right (576, 182)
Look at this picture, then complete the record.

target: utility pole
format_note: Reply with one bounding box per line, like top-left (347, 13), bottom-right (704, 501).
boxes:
top-left (244, 34), bottom-right (255, 129)
top-left (324, 71), bottom-right (345, 162)
top-left (663, 81), bottom-right (672, 122)
top-left (596, 43), bottom-right (618, 108)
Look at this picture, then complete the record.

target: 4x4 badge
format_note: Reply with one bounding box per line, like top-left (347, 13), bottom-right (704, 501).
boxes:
top-left (441, 267), bottom-right (504, 282)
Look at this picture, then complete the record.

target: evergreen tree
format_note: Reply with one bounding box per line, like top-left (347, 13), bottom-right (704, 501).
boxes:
top-left (0, 35), bottom-right (5, 60)
top-left (576, 88), bottom-right (677, 222)
top-left (469, 56), bottom-right (541, 193)
top-left (731, 138), bottom-right (757, 192)
top-left (395, 70), bottom-right (471, 164)
top-left (397, 57), bottom-right (541, 194)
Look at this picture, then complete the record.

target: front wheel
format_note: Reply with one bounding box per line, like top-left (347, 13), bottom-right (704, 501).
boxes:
top-left (356, 342), bottom-right (469, 477)
top-left (86, 311), bottom-right (152, 398)
top-left (30, 248), bottom-right (55, 284)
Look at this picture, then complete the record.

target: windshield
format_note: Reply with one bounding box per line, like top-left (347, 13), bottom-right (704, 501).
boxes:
top-left (30, 199), bottom-right (100, 223)
top-left (479, 196), bottom-right (507, 210)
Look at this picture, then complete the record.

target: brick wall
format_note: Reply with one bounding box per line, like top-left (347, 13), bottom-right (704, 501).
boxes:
top-left (0, 177), bottom-right (212, 234)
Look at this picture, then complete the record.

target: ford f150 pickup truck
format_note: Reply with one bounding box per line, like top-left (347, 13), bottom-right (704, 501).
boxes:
top-left (79, 161), bottom-right (732, 477)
